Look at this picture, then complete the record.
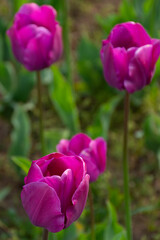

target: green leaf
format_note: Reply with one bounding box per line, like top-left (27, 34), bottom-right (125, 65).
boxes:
top-left (13, 69), bottom-right (35, 102)
top-left (44, 128), bottom-right (69, 154)
top-left (77, 37), bottom-right (110, 98)
top-left (9, 105), bottom-right (31, 157)
top-left (104, 202), bottom-right (127, 240)
top-left (143, 0), bottom-right (153, 13)
top-left (0, 187), bottom-right (10, 201)
top-left (87, 96), bottom-right (122, 140)
top-left (11, 156), bottom-right (31, 174)
top-left (12, 0), bottom-right (28, 12)
top-left (132, 204), bottom-right (158, 215)
top-left (0, 36), bottom-right (3, 61)
top-left (56, 224), bottom-right (78, 240)
top-left (49, 66), bottom-right (80, 133)
top-left (96, 14), bottom-right (120, 33)
top-left (120, 0), bottom-right (136, 21)
top-left (0, 61), bottom-right (16, 95)
top-left (143, 114), bottom-right (160, 153)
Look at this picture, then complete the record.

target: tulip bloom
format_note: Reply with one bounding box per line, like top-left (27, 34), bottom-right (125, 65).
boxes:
top-left (21, 153), bottom-right (89, 233)
top-left (100, 21), bottom-right (160, 93)
top-left (57, 133), bottom-right (107, 182)
top-left (7, 3), bottom-right (63, 71)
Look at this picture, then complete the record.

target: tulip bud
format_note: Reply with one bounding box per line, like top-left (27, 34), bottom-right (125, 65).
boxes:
top-left (7, 3), bottom-right (63, 71)
top-left (57, 133), bottom-right (107, 182)
top-left (100, 21), bottom-right (160, 93)
top-left (21, 153), bottom-right (89, 233)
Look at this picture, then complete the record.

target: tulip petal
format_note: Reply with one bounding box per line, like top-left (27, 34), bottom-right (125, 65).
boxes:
top-left (18, 24), bottom-right (37, 47)
top-left (124, 45), bottom-right (153, 93)
top-left (61, 169), bottom-right (75, 213)
top-left (47, 155), bottom-right (86, 187)
top-left (152, 39), bottom-right (160, 68)
top-left (25, 162), bottom-right (43, 184)
top-left (50, 24), bottom-right (63, 63)
top-left (125, 22), bottom-right (152, 46)
top-left (31, 5), bottom-right (57, 32)
top-left (14, 3), bottom-right (39, 29)
top-left (69, 133), bottom-right (91, 155)
top-left (65, 174), bottom-right (90, 228)
top-left (109, 22), bottom-right (151, 49)
top-left (36, 153), bottom-right (64, 175)
top-left (90, 138), bottom-right (107, 173)
top-left (21, 182), bottom-right (65, 233)
top-left (80, 149), bottom-right (99, 182)
top-left (40, 175), bottom-right (62, 198)
top-left (24, 27), bottom-right (53, 71)
top-left (7, 27), bottom-right (25, 63)
top-left (102, 42), bottom-right (128, 90)
top-left (127, 47), bottom-right (137, 61)
top-left (17, 3), bottom-right (39, 16)
top-left (56, 139), bottom-right (70, 155)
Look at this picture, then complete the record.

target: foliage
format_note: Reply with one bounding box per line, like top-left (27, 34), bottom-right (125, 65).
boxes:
top-left (11, 156), bottom-right (31, 174)
top-left (49, 66), bottom-right (80, 134)
top-left (9, 105), bottom-right (31, 157)
top-left (0, 0), bottom-right (160, 239)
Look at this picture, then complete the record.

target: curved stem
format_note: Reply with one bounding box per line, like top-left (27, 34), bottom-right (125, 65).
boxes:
top-left (123, 91), bottom-right (132, 240)
top-left (37, 71), bottom-right (45, 155)
top-left (42, 229), bottom-right (49, 240)
top-left (88, 188), bottom-right (95, 240)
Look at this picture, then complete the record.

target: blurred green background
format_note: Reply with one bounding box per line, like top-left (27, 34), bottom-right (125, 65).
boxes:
top-left (0, 0), bottom-right (160, 239)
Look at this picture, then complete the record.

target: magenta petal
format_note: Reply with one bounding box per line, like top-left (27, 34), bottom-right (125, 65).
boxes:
top-left (65, 174), bottom-right (90, 228)
top-left (127, 47), bottom-right (137, 61)
top-left (69, 133), bottom-right (91, 155)
top-left (47, 155), bottom-right (86, 187)
top-left (51, 24), bottom-right (63, 63)
top-left (90, 137), bottom-right (107, 173)
top-left (56, 139), bottom-right (69, 155)
top-left (18, 24), bottom-right (37, 47)
top-left (108, 23), bottom-right (135, 49)
top-left (7, 27), bottom-right (25, 63)
top-left (24, 37), bottom-right (44, 70)
top-left (80, 149), bottom-right (99, 182)
top-left (36, 27), bottom-right (53, 62)
top-left (109, 22), bottom-right (151, 49)
top-left (25, 162), bottom-right (43, 184)
top-left (40, 175), bottom-right (62, 198)
top-left (124, 22), bottom-right (152, 46)
top-left (24, 27), bottom-right (53, 71)
top-left (14, 3), bottom-right (39, 29)
top-left (61, 169), bottom-right (74, 213)
top-left (124, 45), bottom-right (153, 93)
top-left (37, 153), bottom-right (64, 163)
top-left (36, 153), bottom-right (64, 175)
top-left (102, 42), bottom-right (128, 90)
top-left (31, 5), bottom-right (57, 32)
top-left (152, 39), bottom-right (160, 68)
top-left (17, 3), bottom-right (39, 16)
top-left (21, 182), bottom-right (64, 232)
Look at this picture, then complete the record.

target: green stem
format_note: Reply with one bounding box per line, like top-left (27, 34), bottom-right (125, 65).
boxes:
top-left (88, 188), bottom-right (95, 240)
top-left (123, 91), bottom-right (132, 240)
top-left (42, 229), bottom-right (49, 240)
top-left (37, 71), bottom-right (45, 155)
top-left (62, 0), bottom-right (72, 86)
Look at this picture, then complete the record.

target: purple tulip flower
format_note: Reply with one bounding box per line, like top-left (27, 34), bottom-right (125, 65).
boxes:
top-left (21, 153), bottom-right (89, 233)
top-left (7, 3), bottom-right (63, 71)
top-left (100, 21), bottom-right (160, 93)
top-left (57, 133), bottom-right (107, 182)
